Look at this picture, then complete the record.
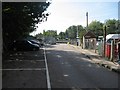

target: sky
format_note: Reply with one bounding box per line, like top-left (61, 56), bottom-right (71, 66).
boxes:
top-left (31, 0), bottom-right (120, 35)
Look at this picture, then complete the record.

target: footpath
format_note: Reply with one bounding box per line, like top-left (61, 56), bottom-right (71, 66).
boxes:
top-left (70, 44), bottom-right (120, 73)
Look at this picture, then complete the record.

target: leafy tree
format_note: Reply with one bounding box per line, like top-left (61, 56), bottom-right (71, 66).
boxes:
top-left (65, 25), bottom-right (85, 40)
top-left (35, 33), bottom-right (44, 39)
top-left (2, 2), bottom-right (50, 50)
top-left (105, 19), bottom-right (120, 34)
top-left (58, 32), bottom-right (66, 40)
top-left (66, 25), bottom-right (77, 39)
top-left (88, 20), bottom-right (103, 37)
top-left (78, 26), bottom-right (86, 44)
top-left (43, 30), bottom-right (57, 39)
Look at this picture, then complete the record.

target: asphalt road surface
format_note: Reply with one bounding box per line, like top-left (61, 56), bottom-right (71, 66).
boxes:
top-left (2, 49), bottom-right (47, 88)
top-left (2, 44), bottom-right (120, 90)
top-left (45, 44), bottom-right (120, 89)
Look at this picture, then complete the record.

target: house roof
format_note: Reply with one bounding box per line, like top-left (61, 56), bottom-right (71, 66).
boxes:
top-left (84, 31), bottom-right (96, 39)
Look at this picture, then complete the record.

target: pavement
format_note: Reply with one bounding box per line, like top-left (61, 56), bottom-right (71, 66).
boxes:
top-left (70, 44), bottom-right (120, 73)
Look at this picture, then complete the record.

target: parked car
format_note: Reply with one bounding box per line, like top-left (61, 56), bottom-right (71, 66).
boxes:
top-left (11, 39), bottom-right (39, 51)
top-left (29, 39), bottom-right (41, 47)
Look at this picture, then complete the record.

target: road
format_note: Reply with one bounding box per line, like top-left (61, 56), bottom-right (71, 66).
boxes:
top-left (2, 44), bottom-right (120, 89)
top-left (45, 44), bottom-right (120, 89)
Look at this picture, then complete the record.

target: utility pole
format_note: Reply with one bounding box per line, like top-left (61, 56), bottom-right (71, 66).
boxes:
top-left (86, 12), bottom-right (88, 30)
top-left (103, 25), bottom-right (107, 57)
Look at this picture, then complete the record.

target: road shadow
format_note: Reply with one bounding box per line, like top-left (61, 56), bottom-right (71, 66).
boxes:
top-left (2, 48), bottom-right (47, 88)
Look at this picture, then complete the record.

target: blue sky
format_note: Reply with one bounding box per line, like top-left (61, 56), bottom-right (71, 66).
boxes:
top-left (31, 0), bottom-right (119, 35)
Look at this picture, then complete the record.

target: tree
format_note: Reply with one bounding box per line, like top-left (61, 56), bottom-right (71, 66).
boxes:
top-left (43, 30), bottom-right (57, 39)
top-left (2, 2), bottom-right (50, 51)
top-left (105, 19), bottom-right (120, 34)
top-left (58, 32), bottom-right (66, 40)
top-left (66, 25), bottom-right (77, 39)
top-left (88, 20), bottom-right (103, 37)
top-left (65, 25), bottom-right (85, 40)
top-left (35, 33), bottom-right (44, 40)
top-left (78, 25), bottom-right (86, 44)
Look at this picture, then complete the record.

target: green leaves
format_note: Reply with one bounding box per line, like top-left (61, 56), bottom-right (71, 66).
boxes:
top-left (2, 2), bottom-right (50, 51)
top-left (66, 25), bottom-right (85, 40)
top-left (105, 19), bottom-right (120, 34)
top-left (3, 2), bottom-right (50, 35)
top-left (43, 30), bottom-right (57, 39)
top-left (88, 20), bottom-right (103, 36)
top-left (58, 32), bottom-right (66, 40)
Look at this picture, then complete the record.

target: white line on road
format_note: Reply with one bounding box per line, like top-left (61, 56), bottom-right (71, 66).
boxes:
top-left (43, 47), bottom-right (51, 90)
top-left (4, 60), bottom-right (45, 62)
top-left (1, 68), bottom-right (46, 71)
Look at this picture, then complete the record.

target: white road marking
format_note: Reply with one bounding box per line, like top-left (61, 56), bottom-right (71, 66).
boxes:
top-left (5, 60), bottom-right (45, 62)
top-left (56, 55), bottom-right (62, 58)
top-left (63, 74), bottom-right (69, 77)
top-left (43, 47), bottom-right (51, 90)
top-left (1, 68), bottom-right (46, 71)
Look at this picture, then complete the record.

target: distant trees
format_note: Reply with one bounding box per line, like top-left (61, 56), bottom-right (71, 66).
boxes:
top-left (35, 33), bottom-right (44, 40)
top-left (57, 19), bottom-right (119, 44)
top-left (66, 25), bottom-right (77, 39)
top-left (58, 32), bottom-right (66, 40)
top-left (2, 2), bottom-right (50, 51)
top-left (43, 30), bottom-right (57, 39)
top-left (34, 19), bottom-right (119, 45)
top-left (65, 25), bottom-right (85, 39)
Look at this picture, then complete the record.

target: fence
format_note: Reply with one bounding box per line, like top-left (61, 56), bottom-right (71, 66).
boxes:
top-left (97, 40), bottom-right (120, 62)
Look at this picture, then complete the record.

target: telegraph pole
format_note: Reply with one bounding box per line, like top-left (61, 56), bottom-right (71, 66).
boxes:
top-left (86, 12), bottom-right (88, 29)
top-left (103, 25), bottom-right (107, 57)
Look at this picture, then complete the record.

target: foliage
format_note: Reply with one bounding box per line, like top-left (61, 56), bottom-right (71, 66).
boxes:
top-left (2, 2), bottom-right (50, 50)
top-left (35, 33), bottom-right (44, 39)
top-left (66, 25), bottom-right (77, 39)
top-left (105, 19), bottom-right (120, 34)
top-left (43, 30), bottom-right (57, 39)
top-left (65, 25), bottom-right (85, 43)
top-left (58, 32), bottom-right (66, 40)
top-left (79, 28), bottom-right (86, 44)
top-left (87, 20), bottom-right (103, 37)
top-left (57, 19), bottom-right (119, 44)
